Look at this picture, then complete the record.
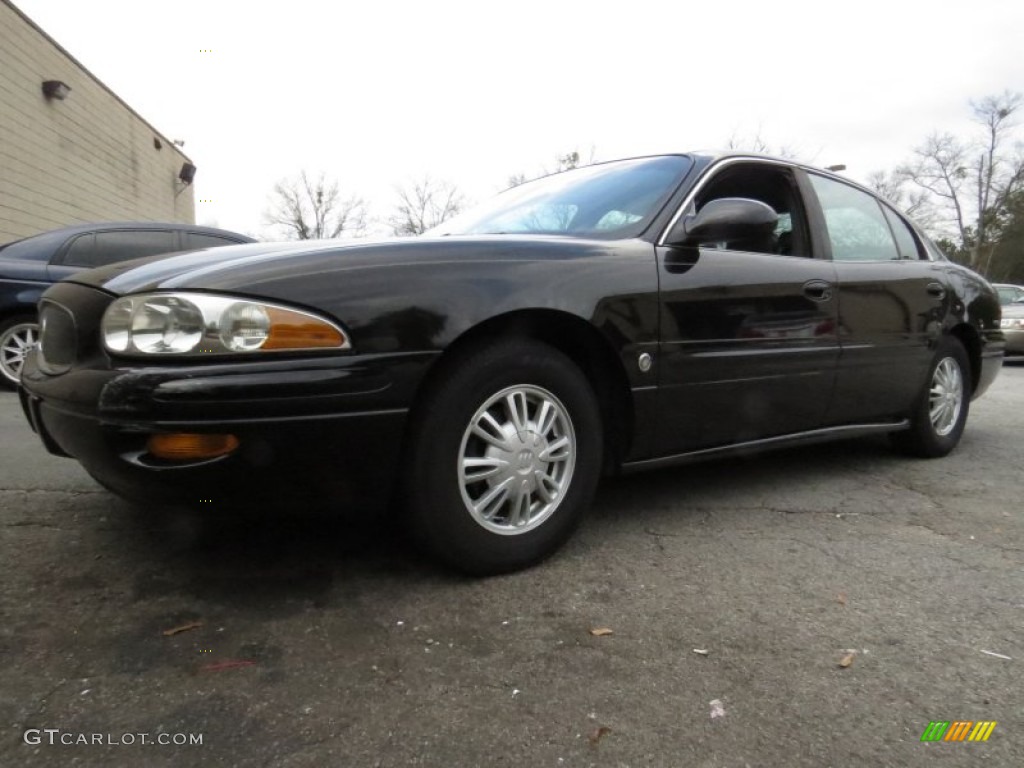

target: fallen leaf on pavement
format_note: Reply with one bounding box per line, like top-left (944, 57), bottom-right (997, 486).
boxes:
top-left (588, 726), bottom-right (612, 744)
top-left (589, 628), bottom-right (614, 637)
top-left (162, 621), bottom-right (203, 636)
top-left (709, 699), bottom-right (726, 719)
top-left (838, 651), bottom-right (856, 668)
top-left (837, 592), bottom-right (847, 606)
top-left (200, 660), bottom-right (257, 672)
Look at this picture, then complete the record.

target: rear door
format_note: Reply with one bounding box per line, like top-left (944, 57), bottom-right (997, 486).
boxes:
top-left (804, 173), bottom-right (944, 424)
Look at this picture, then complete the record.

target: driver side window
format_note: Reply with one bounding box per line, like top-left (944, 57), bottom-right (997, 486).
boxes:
top-left (693, 163), bottom-right (809, 257)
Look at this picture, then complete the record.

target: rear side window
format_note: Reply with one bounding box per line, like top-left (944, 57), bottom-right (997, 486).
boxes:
top-left (64, 230), bottom-right (178, 268)
top-left (882, 206), bottom-right (922, 260)
top-left (808, 174), bottom-right (900, 261)
top-left (184, 233), bottom-right (240, 249)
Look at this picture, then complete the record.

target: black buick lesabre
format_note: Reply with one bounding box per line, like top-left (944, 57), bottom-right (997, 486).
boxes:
top-left (19, 153), bottom-right (1004, 573)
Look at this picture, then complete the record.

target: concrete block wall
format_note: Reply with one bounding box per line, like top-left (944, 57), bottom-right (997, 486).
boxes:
top-left (0, 0), bottom-right (195, 244)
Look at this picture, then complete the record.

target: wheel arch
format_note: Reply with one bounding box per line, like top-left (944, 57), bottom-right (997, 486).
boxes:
top-left (947, 323), bottom-right (981, 394)
top-left (407, 309), bottom-right (635, 472)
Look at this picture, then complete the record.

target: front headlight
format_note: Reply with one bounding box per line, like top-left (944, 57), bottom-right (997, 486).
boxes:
top-left (102, 292), bottom-right (350, 355)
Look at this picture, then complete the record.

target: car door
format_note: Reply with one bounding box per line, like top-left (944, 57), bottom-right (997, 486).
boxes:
top-left (803, 172), bottom-right (944, 425)
top-left (654, 160), bottom-right (840, 455)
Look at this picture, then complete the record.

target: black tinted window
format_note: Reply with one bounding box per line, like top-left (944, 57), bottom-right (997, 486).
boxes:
top-left (809, 174), bottom-right (900, 261)
top-left (65, 230), bottom-right (178, 267)
top-left (62, 233), bottom-right (96, 265)
top-left (184, 233), bottom-right (240, 250)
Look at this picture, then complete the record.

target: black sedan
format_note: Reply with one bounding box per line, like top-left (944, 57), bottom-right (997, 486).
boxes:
top-left (19, 154), bottom-right (1004, 574)
top-left (0, 221), bottom-right (254, 386)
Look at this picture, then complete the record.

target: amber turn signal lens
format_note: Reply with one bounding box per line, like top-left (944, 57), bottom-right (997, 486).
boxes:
top-left (261, 307), bottom-right (346, 350)
top-left (147, 433), bottom-right (239, 460)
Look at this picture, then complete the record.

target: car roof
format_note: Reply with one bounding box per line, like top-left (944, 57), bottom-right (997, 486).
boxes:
top-left (16, 221), bottom-right (254, 239)
top-left (0, 221), bottom-right (255, 260)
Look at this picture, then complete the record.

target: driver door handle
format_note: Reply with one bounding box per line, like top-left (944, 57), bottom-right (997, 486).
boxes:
top-left (803, 280), bottom-right (833, 302)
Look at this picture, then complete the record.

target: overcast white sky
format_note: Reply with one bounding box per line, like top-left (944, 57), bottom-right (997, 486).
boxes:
top-left (13, 0), bottom-right (1024, 238)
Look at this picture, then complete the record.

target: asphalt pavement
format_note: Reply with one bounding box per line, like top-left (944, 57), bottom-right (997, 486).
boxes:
top-left (1, 367), bottom-right (1022, 767)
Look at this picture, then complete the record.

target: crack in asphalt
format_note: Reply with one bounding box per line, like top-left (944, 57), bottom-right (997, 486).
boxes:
top-left (25, 678), bottom-right (70, 722)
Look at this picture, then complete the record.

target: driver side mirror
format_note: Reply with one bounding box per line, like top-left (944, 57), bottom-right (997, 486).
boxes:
top-left (664, 197), bottom-right (778, 247)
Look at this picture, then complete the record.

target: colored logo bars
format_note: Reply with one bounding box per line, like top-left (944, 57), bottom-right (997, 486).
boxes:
top-left (920, 721), bottom-right (997, 742)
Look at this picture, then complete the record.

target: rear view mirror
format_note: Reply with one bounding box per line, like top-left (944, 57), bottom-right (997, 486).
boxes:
top-left (665, 197), bottom-right (778, 247)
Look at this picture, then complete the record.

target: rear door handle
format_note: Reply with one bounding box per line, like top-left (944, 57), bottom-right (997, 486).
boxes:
top-left (803, 280), bottom-right (833, 302)
top-left (926, 282), bottom-right (946, 300)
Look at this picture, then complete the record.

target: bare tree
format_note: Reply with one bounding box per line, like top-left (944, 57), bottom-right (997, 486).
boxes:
top-left (548, 146), bottom-right (598, 174)
top-left (389, 177), bottom-right (464, 236)
top-left (555, 150), bottom-right (582, 172)
top-left (866, 169), bottom-right (933, 223)
top-left (899, 91), bottom-right (1024, 268)
top-left (504, 146), bottom-right (599, 192)
top-left (505, 172), bottom-right (530, 189)
top-left (726, 130), bottom-right (799, 160)
top-left (264, 171), bottom-right (368, 240)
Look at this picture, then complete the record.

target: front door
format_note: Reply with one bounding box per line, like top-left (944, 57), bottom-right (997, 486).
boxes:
top-left (655, 161), bottom-right (840, 455)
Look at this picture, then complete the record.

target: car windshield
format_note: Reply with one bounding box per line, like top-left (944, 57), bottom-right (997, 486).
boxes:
top-left (0, 235), bottom-right (52, 261)
top-left (429, 155), bottom-right (692, 238)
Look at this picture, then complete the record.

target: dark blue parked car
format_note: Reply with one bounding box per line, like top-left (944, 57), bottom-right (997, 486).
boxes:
top-left (0, 222), bottom-right (254, 386)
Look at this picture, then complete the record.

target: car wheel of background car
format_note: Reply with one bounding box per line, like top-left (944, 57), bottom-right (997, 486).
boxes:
top-left (892, 336), bottom-right (971, 458)
top-left (404, 338), bottom-right (603, 575)
top-left (0, 316), bottom-right (39, 388)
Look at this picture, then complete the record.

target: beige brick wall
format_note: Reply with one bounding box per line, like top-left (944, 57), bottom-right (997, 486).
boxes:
top-left (0, 0), bottom-right (195, 244)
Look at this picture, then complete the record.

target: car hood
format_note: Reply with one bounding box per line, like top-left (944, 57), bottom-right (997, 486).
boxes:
top-left (64, 235), bottom-right (626, 296)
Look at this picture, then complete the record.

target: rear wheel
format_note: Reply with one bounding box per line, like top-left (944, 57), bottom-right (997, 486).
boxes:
top-left (405, 339), bottom-right (603, 574)
top-left (0, 316), bottom-right (38, 388)
top-left (892, 336), bottom-right (971, 458)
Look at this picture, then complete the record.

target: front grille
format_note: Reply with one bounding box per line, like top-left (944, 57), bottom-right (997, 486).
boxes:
top-left (38, 301), bottom-right (77, 373)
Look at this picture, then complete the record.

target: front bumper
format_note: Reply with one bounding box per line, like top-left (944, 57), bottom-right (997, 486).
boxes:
top-left (19, 284), bottom-right (439, 511)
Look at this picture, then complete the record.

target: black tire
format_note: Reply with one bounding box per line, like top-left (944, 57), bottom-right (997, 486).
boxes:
top-left (404, 338), bottom-right (603, 575)
top-left (892, 336), bottom-right (971, 458)
top-left (0, 315), bottom-right (38, 389)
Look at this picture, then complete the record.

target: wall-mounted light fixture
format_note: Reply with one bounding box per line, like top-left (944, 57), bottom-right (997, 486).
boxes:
top-left (178, 162), bottom-right (197, 185)
top-left (42, 80), bottom-right (72, 100)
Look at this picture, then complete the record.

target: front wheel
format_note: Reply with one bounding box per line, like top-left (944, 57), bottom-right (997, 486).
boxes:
top-left (405, 339), bottom-right (603, 575)
top-left (892, 337), bottom-right (971, 458)
top-left (0, 316), bottom-right (38, 388)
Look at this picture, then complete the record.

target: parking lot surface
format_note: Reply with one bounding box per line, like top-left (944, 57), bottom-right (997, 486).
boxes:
top-left (2, 367), bottom-right (1022, 767)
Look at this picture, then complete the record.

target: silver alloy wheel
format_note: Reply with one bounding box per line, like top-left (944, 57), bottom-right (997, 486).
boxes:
top-left (458, 384), bottom-right (577, 535)
top-left (0, 322), bottom-right (38, 385)
top-left (928, 356), bottom-right (964, 437)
